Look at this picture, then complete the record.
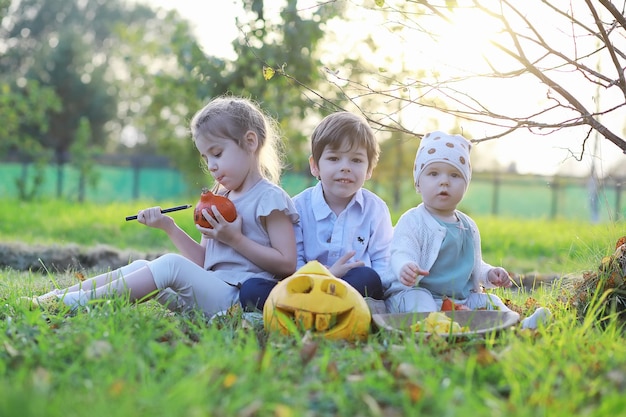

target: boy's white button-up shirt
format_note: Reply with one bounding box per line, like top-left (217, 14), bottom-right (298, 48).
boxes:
top-left (293, 181), bottom-right (393, 276)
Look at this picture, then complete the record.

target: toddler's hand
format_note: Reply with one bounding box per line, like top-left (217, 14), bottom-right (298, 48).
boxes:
top-left (399, 262), bottom-right (429, 287)
top-left (488, 267), bottom-right (512, 288)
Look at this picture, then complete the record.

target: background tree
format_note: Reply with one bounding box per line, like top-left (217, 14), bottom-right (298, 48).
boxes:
top-left (2, 0), bottom-right (344, 198)
top-left (0, 0), bottom-right (160, 197)
top-left (0, 81), bottom-right (61, 199)
top-left (275, 0), bottom-right (626, 163)
top-left (114, 0), bottom-right (343, 190)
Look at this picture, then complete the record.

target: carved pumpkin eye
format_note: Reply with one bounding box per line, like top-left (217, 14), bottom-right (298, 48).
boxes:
top-left (321, 279), bottom-right (348, 298)
top-left (285, 275), bottom-right (314, 294)
top-left (263, 261), bottom-right (371, 341)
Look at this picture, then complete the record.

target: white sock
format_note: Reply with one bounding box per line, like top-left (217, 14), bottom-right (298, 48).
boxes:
top-left (40, 289), bottom-right (62, 298)
top-left (59, 289), bottom-right (89, 309)
top-left (521, 307), bottom-right (552, 329)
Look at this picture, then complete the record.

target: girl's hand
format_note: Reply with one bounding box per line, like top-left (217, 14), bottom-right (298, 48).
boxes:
top-left (399, 262), bottom-right (429, 287)
top-left (196, 205), bottom-right (242, 245)
top-left (137, 206), bottom-right (175, 230)
top-left (488, 267), bottom-right (512, 288)
top-left (329, 251), bottom-right (365, 278)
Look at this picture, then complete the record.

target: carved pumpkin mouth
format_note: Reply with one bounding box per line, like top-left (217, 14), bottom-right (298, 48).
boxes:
top-left (273, 307), bottom-right (353, 332)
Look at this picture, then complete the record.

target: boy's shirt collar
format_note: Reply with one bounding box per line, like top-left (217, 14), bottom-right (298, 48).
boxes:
top-left (311, 181), bottom-right (364, 221)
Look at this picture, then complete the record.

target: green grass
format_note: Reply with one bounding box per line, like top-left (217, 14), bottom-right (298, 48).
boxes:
top-left (1, 198), bottom-right (619, 273)
top-left (1, 199), bottom-right (626, 416)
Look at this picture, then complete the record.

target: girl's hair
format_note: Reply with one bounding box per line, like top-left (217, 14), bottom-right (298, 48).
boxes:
top-left (190, 95), bottom-right (284, 184)
top-left (310, 111), bottom-right (380, 170)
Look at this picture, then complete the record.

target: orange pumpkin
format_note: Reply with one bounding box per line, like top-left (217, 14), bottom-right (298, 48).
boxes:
top-left (263, 261), bottom-right (371, 341)
top-left (441, 297), bottom-right (455, 311)
top-left (194, 187), bottom-right (237, 228)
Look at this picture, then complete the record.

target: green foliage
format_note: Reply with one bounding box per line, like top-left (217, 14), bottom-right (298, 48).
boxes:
top-left (0, 81), bottom-right (61, 154)
top-left (0, 199), bottom-right (193, 252)
top-left (0, 199), bottom-right (621, 274)
top-left (1, 268), bottom-right (626, 416)
top-left (1, 0), bottom-right (124, 158)
top-left (227, 0), bottom-right (345, 173)
top-left (1, 0), bottom-right (355, 196)
top-left (70, 117), bottom-right (100, 202)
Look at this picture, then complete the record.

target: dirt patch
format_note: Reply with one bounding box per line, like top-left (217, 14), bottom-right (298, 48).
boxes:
top-left (0, 241), bottom-right (561, 291)
top-left (0, 242), bottom-right (164, 274)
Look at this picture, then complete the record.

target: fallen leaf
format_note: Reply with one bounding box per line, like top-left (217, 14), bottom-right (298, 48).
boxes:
top-left (223, 373), bottom-right (237, 388)
top-left (475, 346), bottom-right (497, 366)
top-left (405, 381), bottom-right (424, 403)
top-left (362, 393), bottom-right (383, 415)
top-left (325, 361), bottom-right (340, 379)
top-left (395, 362), bottom-right (420, 379)
top-left (299, 340), bottom-right (318, 366)
top-left (108, 379), bottom-right (125, 396)
top-left (4, 341), bottom-right (19, 358)
top-left (84, 340), bottom-right (113, 360)
top-left (274, 404), bottom-right (293, 417)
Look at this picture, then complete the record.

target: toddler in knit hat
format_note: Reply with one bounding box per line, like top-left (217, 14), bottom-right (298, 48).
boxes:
top-left (383, 130), bottom-right (551, 330)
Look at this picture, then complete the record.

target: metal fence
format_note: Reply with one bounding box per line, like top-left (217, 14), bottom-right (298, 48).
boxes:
top-left (1, 157), bottom-right (624, 222)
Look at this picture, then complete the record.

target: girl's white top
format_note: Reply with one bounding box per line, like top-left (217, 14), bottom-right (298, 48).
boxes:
top-left (203, 179), bottom-right (299, 285)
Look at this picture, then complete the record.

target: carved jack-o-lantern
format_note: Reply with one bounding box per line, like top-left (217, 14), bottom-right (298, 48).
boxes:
top-left (263, 261), bottom-right (371, 341)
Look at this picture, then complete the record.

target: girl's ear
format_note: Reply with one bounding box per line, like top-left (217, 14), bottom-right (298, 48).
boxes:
top-left (244, 130), bottom-right (259, 153)
top-left (308, 155), bottom-right (320, 179)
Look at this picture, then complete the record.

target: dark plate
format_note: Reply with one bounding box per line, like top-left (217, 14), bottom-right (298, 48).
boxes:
top-left (372, 310), bottom-right (520, 337)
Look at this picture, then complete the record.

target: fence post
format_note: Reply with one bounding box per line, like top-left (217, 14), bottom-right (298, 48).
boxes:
top-left (491, 173), bottom-right (500, 216)
top-left (616, 179), bottom-right (623, 220)
top-left (131, 156), bottom-right (141, 200)
top-left (550, 176), bottom-right (559, 219)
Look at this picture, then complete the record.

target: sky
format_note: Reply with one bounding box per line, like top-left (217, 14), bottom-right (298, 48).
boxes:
top-left (134, 0), bottom-right (625, 179)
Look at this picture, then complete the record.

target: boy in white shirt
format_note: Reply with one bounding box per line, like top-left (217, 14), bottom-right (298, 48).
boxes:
top-left (293, 111), bottom-right (393, 299)
top-left (239, 111), bottom-right (392, 309)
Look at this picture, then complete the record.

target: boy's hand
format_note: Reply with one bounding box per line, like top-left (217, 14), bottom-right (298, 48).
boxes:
top-left (400, 262), bottom-right (429, 287)
top-left (488, 267), bottom-right (512, 288)
top-left (329, 251), bottom-right (364, 278)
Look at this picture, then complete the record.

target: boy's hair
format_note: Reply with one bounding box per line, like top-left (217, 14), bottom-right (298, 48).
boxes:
top-left (190, 95), bottom-right (284, 184)
top-left (310, 111), bottom-right (380, 170)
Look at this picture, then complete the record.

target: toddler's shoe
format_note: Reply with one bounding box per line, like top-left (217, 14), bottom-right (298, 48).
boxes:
top-left (21, 290), bottom-right (89, 314)
top-left (521, 307), bottom-right (552, 329)
top-left (20, 292), bottom-right (63, 314)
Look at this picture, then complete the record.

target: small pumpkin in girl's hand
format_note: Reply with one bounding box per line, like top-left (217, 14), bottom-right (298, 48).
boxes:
top-left (194, 187), bottom-right (237, 228)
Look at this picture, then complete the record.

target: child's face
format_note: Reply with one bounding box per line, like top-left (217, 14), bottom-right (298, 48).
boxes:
top-left (310, 143), bottom-right (372, 205)
top-left (417, 161), bottom-right (466, 216)
top-left (195, 132), bottom-right (257, 193)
